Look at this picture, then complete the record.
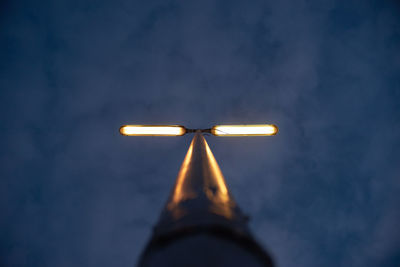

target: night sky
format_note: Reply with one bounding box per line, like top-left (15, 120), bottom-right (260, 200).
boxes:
top-left (1, 0), bottom-right (400, 266)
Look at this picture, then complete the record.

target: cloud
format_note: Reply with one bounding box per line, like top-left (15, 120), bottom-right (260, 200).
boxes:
top-left (0, 0), bottom-right (399, 266)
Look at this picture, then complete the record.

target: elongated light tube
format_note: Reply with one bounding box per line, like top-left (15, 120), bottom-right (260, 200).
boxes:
top-left (211, 124), bottom-right (278, 136)
top-left (120, 125), bottom-right (186, 136)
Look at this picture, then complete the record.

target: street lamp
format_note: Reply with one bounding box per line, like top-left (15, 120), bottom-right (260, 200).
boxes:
top-left (121, 123), bottom-right (277, 267)
top-left (120, 124), bottom-right (278, 136)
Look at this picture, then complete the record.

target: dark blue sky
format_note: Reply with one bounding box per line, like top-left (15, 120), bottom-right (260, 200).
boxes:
top-left (1, 0), bottom-right (400, 266)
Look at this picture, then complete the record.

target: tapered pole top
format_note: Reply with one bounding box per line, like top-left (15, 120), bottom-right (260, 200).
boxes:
top-left (154, 131), bottom-right (249, 235)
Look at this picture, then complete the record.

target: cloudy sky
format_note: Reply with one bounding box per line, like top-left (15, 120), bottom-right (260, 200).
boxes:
top-left (1, 0), bottom-right (400, 266)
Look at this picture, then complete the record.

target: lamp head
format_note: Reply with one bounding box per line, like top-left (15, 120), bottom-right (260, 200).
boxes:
top-left (119, 124), bottom-right (278, 137)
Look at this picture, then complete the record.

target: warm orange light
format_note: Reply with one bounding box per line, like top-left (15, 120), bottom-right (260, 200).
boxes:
top-left (120, 125), bottom-right (186, 136)
top-left (171, 140), bottom-right (195, 205)
top-left (204, 140), bottom-right (229, 197)
top-left (211, 124), bottom-right (278, 136)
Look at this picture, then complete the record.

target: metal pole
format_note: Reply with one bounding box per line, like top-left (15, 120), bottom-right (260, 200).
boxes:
top-left (138, 132), bottom-right (274, 267)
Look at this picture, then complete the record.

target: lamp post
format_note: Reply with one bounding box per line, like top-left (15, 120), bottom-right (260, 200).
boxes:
top-left (120, 124), bottom-right (278, 267)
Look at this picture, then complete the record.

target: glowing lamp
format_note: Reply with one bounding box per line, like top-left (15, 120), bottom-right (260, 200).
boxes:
top-left (211, 124), bottom-right (278, 136)
top-left (120, 125), bottom-right (186, 136)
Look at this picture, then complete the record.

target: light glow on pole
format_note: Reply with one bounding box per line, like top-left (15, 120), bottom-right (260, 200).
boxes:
top-left (211, 124), bottom-right (278, 136)
top-left (120, 125), bottom-right (186, 136)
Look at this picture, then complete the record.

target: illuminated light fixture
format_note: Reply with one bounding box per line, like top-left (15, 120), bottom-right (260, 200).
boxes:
top-left (211, 124), bottom-right (278, 136)
top-left (119, 124), bottom-right (278, 136)
top-left (120, 125), bottom-right (186, 136)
